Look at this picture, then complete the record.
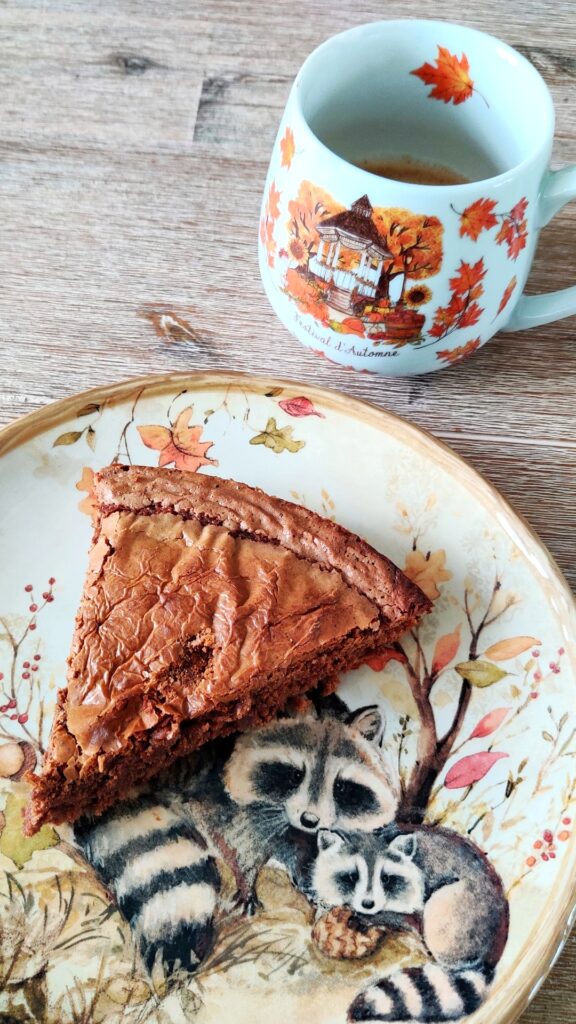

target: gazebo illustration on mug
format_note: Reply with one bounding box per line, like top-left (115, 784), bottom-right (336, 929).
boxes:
top-left (308, 196), bottom-right (391, 313)
top-left (278, 183), bottom-right (444, 344)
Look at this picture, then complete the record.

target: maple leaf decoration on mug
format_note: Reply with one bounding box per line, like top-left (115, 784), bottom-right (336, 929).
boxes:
top-left (410, 45), bottom-right (478, 105)
top-left (258, 20), bottom-right (576, 376)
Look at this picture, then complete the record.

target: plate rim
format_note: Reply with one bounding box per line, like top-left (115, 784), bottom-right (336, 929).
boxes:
top-left (1, 368), bottom-right (575, 1024)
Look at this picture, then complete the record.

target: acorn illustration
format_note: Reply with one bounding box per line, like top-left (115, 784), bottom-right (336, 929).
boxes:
top-left (312, 907), bottom-right (384, 960)
top-left (0, 741), bottom-right (36, 780)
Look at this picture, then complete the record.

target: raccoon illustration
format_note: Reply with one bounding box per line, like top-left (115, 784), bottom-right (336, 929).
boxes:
top-left (74, 698), bottom-right (400, 976)
top-left (310, 825), bottom-right (509, 1022)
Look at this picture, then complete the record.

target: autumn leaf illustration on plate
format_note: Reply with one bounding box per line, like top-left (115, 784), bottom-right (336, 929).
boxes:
top-left (278, 396), bottom-right (324, 418)
top-left (455, 660), bottom-right (508, 687)
top-left (411, 46), bottom-right (478, 105)
top-left (76, 466), bottom-right (97, 521)
top-left (280, 126), bottom-right (295, 169)
top-left (52, 403), bottom-right (101, 450)
top-left (445, 751), bottom-right (509, 789)
top-left (364, 648), bottom-right (408, 672)
top-left (250, 417), bottom-right (305, 454)
top-left (138, 406), bottom-right (218, 472)
top-left (468, 707), bottom-right (510, 740)
top-left (403, 548), bottom-right (452, 601)
top-left (431, 624), bottom-right (461, 676)
top-left (0, 791), bottom-right (58, 868)
top-left (484, 635), bottom-right (540, 660)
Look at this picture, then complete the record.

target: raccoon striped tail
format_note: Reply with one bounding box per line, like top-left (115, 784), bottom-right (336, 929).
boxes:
top-left (74, 795), bottom-right (221, 976)
top-left (347, 963), bottom-right (493, 1022)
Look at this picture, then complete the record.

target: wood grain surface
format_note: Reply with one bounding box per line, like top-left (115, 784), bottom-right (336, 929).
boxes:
top-left (1, 2), bottom-right (575, 1020)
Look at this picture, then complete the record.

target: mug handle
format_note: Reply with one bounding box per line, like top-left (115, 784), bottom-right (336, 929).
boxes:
top-left (504, 165), bottom-right (576, 331)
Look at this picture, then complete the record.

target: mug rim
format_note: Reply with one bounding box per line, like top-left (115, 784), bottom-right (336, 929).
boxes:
top-left (292, 18), bottom-right (555, 192)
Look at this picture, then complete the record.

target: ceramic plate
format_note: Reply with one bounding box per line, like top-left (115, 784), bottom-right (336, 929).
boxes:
top-left (0, 372), bottom-right (574, 1024)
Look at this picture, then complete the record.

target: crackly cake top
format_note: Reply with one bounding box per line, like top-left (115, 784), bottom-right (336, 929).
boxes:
top-left (62, 465), bottom-right (430, 758)
top-left (66, 510), bottom-right (378, 755)
top-left (96, 464), bottom-right (429, 621)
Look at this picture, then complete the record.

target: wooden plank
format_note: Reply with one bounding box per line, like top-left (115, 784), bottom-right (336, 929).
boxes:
top-left (0, 10), bottom-right (205, 151)
top-left (194, 71), bottom-right (292, 150)
top-left (1, 146), bottom-right (574, 445)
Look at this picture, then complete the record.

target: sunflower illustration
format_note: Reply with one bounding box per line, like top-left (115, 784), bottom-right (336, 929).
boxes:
top-left (289, 237), bottom-right (306, 262)
top-left (404, 284), bottom-right (432, 308)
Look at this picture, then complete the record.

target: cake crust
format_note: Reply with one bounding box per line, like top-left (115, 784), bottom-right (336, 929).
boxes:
top-left (95, 464), bottom-right (426, 623)
top-left (25, 465), bottom-right (431, 833)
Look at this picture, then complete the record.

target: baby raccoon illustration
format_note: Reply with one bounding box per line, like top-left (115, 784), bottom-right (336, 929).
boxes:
top-left (311, 825), bottom-right (509, 1022)
top-left (74, 698), bottom-right (400, 977)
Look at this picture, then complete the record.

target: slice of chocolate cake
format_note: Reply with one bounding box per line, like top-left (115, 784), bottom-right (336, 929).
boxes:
top-left (25, 465), bottom-right (431, 833)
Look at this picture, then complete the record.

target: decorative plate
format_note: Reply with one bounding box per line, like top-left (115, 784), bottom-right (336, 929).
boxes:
top-left (0, 372), bottom-right (574, 1024)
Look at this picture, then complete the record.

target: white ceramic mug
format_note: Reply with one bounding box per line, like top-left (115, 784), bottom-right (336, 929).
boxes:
top-left (258, 20), bottom-right (576, 376)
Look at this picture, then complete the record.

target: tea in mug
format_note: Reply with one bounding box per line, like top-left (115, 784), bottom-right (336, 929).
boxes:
top-left (353, 155), bottom-right (470, 186)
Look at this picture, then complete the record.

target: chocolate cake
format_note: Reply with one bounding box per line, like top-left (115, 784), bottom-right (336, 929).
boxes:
top-left (25, 465), bottom-right (431, 833)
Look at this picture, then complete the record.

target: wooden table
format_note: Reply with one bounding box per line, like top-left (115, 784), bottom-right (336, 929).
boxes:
top-left (1, 1), bottom-right (575, 1019)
